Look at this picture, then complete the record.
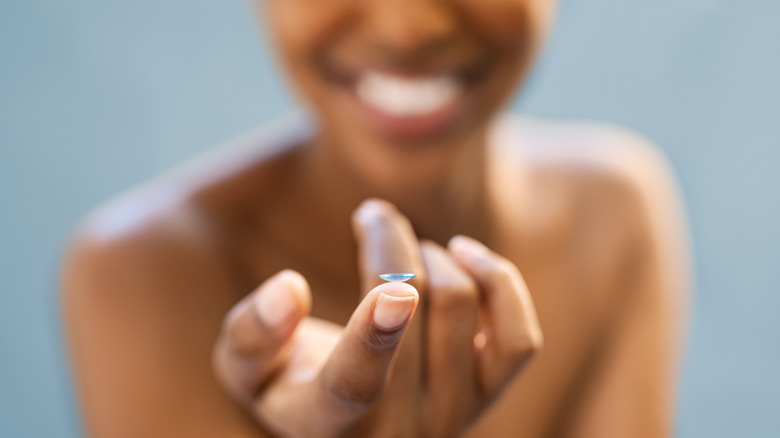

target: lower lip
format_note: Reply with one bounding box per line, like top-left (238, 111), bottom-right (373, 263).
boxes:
top-left (346, 85), bottom-right (469, 143)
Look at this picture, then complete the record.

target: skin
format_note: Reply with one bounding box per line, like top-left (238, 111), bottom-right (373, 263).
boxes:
top-left (62, 0), bottom-right (689, 436)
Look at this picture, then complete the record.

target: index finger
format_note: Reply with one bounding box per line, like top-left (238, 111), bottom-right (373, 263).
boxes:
top-left (351, 198), bottom-right (425, 429)
top-left (352, 199), bottom-right (426, 296)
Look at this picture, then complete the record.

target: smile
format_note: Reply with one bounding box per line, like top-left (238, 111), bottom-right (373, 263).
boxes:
top-left (342, 68), bottom-right (475, 142)
top-left (316, 49), bottom-right (496, 142)
top-left (355, 71), bottom-right (464, 118)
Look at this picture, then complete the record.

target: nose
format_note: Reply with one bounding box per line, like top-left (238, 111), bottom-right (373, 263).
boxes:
top-left (362, 0), bottom-right (459, 60)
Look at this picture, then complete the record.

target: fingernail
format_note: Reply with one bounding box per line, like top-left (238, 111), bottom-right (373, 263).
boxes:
top-left (373, 293), bottom-right (417, 331)
top-left (255, 272), bottom-right (299, 328)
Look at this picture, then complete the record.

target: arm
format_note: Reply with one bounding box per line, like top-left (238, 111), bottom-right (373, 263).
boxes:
top-left (564, 135), bottom-right (690, 437)
top-left (62, 208), bottom-right (265, 438)
top-left (63, 199), bottom-right (541, 438)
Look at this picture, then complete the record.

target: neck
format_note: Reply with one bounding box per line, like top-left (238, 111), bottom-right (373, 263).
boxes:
top-left (301, 128), bottom-right (494, 246)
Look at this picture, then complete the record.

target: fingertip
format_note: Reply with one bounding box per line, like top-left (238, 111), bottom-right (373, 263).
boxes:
top-left (420, 239), bottom-right (454, 268)
top-left (254, 270), bottom-right (310, 330)
top-left (278, 268), bottom-right (306, 285)
top-left (360, 198), bottom-right (395, 211)
top-left (370, 282), bottom-right (418, 331)
top-left (373, 293), bottom-right (417, 331)
top-left (372, 281), bottom-right (419, 300)
top-left (448, 234), bottom-right (483, 251)
top-left (278, 269), bottom-right (312, 313)
top-left (419, 238), bottom-right (441, 253)
top-left (448, 235), bottom-right (489, 267)
top-left (352, 198), bottom-right (395, 225)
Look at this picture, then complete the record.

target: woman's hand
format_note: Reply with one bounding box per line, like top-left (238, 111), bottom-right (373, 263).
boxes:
top-left (212, 199), bottom-right (543, 437)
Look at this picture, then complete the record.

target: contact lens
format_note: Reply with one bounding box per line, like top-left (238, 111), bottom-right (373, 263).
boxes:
top-left (378, 273), bottom-right (416, 282)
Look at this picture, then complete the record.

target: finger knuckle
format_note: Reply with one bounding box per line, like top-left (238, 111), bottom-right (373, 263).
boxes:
top-left (494, 258), bottom-right (519, 279)
top-left (361, 327), bottom-right (404, 357)
top-left (478, 259), bottom-right (519, 293)
top-left (504, 332), bottom-right (544, 365)
top-left (226, 324), bottom-right (262, 357)
top-left (327, 380), bottom-right (383, 410)
top-left (429, 278), bottom-right (478, 311)
top-left (223, 311), bottom-right (268, 356)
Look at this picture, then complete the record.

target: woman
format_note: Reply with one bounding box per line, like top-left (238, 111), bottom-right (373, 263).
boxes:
top-left (62, 0), bottom-right (689, 436)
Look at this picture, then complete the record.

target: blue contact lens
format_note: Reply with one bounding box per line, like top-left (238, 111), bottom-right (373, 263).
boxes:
top-left (379, 273), bottom-right (416, 283)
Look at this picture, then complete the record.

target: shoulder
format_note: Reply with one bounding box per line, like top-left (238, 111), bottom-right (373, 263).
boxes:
top-left (492, 114), bottom-right (686, 236)
top-left (60, 183), bottom-right (233, 319)
top-left (491, 114), bottom-right (689, 300)
top-left (57, 120), bottom-right (316, 436)
top-left (61, 115), bottom-right (312, 305)
top-left (489, 118), bottom-right (689, 433)
top-left (492, 114), bottom-right (677, 200)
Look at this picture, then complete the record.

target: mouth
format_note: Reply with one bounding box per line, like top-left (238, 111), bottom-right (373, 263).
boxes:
top-left (356, 72), bottom-right (463, 118)
top-left (350, 70), bottom-right (467, 141)
top-left (320, 57), bottom-right (493, 143)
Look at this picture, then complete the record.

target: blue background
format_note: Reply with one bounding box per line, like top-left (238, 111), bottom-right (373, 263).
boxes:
top-left (1, 0), bottom-right (778, 436)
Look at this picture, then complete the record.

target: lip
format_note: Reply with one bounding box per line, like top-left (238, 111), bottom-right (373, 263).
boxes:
top-left (314, 48), bottom-right (496, 143)
top-left (346, 78), bottom-right (469, 142)
top-left (335, 63), bottom-right (491, 143)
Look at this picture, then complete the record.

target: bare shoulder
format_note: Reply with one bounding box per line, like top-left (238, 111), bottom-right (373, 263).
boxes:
top-left (493, 115), bottom-right (688, 241)
top-left (61, 116), bottom-right (314, 327)
top-left (60, 118), bottom-right (312, 436)
top-left (62, 193), bottom-right (229, 305)
top-left (63, 115), bottom-right (310, 289)
top-left (493, 114), bottom-right (678, 200)
top-left (490, 114), bottom-right (689, 307)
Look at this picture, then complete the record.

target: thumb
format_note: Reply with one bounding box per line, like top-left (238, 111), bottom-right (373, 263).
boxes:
top-left (311, 282), bottom-right (419, 434)
top-left (213, 270), bottom-right (311, 404)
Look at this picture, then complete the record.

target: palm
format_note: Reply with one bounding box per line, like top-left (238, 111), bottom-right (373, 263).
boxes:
top-left (269, 318), bottom-right (342, 392)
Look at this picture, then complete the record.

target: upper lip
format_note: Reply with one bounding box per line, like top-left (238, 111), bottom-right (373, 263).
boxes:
top-left (317, 52), bottom-right (496, 88)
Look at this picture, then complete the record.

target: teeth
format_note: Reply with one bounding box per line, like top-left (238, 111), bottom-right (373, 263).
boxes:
top-left (356, 72), bottom-right (461, 117)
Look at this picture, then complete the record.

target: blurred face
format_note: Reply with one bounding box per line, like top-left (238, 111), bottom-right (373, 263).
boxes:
top-left (261, 0), bottom-right (555, 178)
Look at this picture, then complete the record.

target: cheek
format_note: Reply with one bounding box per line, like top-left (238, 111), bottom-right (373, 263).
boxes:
top-left (462, 0), bottom-right (554, 115)
top-left (264, 0), bottom-right (360, 106)
top-left (265, 0), bottom-right (354, 59)
top-left (266, 0), bottom-right (553, 62)
top-left (463, 0), bottom-right (552, 51)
